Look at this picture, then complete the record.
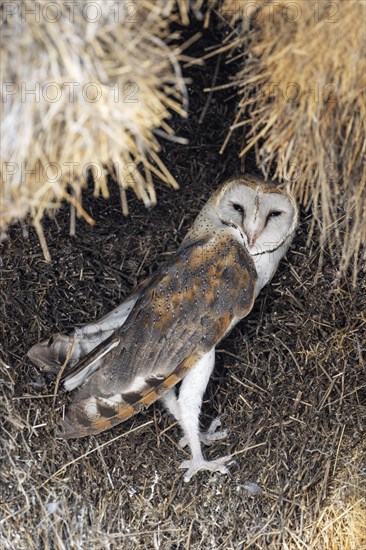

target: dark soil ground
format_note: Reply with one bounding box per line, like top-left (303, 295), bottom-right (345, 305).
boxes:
top-left (1, 9), bottom-right (365, 550)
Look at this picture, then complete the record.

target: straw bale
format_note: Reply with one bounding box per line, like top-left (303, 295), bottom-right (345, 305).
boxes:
top-left (0, 0), bottom-right (192, 249)
top-left (219, 0), bottom-right (366, 280)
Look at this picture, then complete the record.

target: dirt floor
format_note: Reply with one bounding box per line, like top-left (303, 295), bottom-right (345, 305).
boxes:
top-left (1, 10), bottom-right (365, 550)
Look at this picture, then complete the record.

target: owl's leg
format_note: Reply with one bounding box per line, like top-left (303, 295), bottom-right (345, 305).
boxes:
top-left (161, 388), bottom-right (181, 420)
top-left (27, 295), bottom-right (138, 372)
top-left (175, 350), bottom-right (233, 482)
top-left (163, 391), bottom-right (228, 447)
top-left (162, 367), bottom-right (228, 449)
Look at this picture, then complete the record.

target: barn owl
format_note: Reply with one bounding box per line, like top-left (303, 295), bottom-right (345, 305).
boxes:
top-left (28, 174), bottom-right (298, 482)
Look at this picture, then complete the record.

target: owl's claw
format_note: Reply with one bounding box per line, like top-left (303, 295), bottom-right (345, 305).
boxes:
top-left (179, 417), bottom-right (228, 449)
top-left (179, 455), bottom-right (233, 482)
top-left (202, 417), bottom-right (229, 444)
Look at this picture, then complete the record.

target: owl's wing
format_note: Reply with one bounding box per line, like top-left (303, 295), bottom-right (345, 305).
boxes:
top-left (60, 235), bottom-right (257, 439)
top-left (27, 294), bottom-right (139, 372)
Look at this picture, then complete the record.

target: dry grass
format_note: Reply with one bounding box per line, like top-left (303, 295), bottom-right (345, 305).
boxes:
top-left (1, 8), bottom-right (365, 549)
top-left (0, 0), bottom-right (195, 254)
top-left (305, 444), bottom-right (366, 550)
top-left (218, 0), bottom-right (366, 281)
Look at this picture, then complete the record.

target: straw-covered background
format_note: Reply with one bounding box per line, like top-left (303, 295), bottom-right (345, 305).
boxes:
top-left (1, 1), bottom-right (365, 548)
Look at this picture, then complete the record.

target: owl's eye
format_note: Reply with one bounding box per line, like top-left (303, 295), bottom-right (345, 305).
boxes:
top-left (232, 203), bottom-right (245, 215)
top-left (268, 210), bottom-right (282, 219)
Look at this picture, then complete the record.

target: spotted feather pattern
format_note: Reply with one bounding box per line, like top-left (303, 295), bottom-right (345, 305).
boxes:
top-left (60, 234), bottom-right (257, 438)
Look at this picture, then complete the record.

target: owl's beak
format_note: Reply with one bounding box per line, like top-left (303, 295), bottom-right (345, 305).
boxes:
top-left (246, 232), bottom-right (257, 248)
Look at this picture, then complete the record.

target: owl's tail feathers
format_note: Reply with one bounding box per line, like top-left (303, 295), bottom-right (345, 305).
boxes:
top-left (59, 351), bottom-right (203, 439)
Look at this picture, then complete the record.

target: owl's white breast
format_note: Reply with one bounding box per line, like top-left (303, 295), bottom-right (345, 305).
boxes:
top-left (251, 238), bottom-right (292, 297)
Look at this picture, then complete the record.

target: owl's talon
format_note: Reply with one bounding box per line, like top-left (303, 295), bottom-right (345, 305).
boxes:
top-left (206, 416), bottom-right (222, 434)
top-left (179, 455), bottom-right (233, 482)
top-left (201, 429), bottom-right (229, 444)
top-left (178, 417), bottom-right (228, 449)
top-left (202, 417), bottom-right (228, 444)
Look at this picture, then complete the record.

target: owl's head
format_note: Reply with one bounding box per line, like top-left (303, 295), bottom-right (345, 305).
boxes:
top-left (208, 174), bottom-right (298, 256)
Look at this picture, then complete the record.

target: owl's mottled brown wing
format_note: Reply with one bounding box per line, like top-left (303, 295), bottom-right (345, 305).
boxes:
top-left (60, 235), bottom-right (257, 438)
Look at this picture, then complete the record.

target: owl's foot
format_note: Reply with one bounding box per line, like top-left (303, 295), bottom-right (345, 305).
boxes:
top-left (179, 417), bottom-right (228, 449)
top-left (179, 455), bottom-right (233, 482)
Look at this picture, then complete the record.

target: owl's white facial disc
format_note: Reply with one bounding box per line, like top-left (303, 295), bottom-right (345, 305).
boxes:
top-left (218, 183), bottom-right (297, 255)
